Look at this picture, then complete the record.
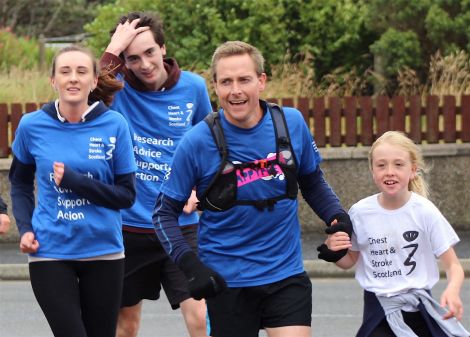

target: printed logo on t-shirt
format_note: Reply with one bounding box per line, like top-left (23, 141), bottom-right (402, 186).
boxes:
top-left (311, 140), bottom-right (319, 153)
top-left (88, 136), bottom-right (116, 161)
top-left (402, 230), bottom-right (419, 275)
top-left (167, 102), bottom-right (193, 127)
top-left (50, 171), bottom-right (92, 221)
top-left (236, 153), bottom-right (285, 187)
top-left (106, 137), bottom-right (116, 160)
top-left (368, 235), bottom-right (400, 278)
top-left (367, 229), bottom-right (420, 279)
top-left (132, 132), bottom-right (174, 182)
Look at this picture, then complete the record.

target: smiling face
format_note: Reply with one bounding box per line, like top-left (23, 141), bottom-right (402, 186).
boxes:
top-left (50, 50), bottom-right (98, 108)
top-left (123, 30), bottom-right (167, 91)
top-left (213, 53), bottom-right (266, 129)
top-left (370, 142), bottom-right (417, 207)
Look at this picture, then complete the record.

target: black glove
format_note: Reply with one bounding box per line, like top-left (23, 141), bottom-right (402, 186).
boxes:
top-left (177, 251), bottom-right (227, 300)
top-left (325, 212), bottom-right (353, 237)
top-left (317, 243), bottom-right (348, 262)
top-left (317, 212), bottom-right (353, 262)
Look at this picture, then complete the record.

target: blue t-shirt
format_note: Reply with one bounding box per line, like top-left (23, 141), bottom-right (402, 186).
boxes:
top-left (160, 106), bottom-right (322, 287)
top-left (112, 71), bottom-right (212, 229)
top-left (12, 109), bottom-right (136, 259)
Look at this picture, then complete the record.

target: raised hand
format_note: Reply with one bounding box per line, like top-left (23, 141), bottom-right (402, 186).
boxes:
top-left (106, 18), bottom-right (150, 56)
top-left (53, 161), bottom-right (65, 186)
top-left (183, 190), bottom-right (199, 214)
top-left (20, 231), bottom-right (40, 253)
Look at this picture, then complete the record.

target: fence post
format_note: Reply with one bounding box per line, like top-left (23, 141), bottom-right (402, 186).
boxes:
top-left (344, 97), bottom-right (357, 146)
top-left (426, 95), bottom-right (439, 143)
top-left (359, 96), bottom-right (373, 145)
top-left (0, 104), bottom-right (8, 157)
top-left (10, 103), bottom-right (23, 144)
top-left (376, 96), bottom-right (389, 137)
top-left (442, 95), bottom-right (456, 143)
top-left (461, 95), bottom-right (470, 142)
top-left (297, 97), bottom-right (310, 129)
top-left (313, 97), bottom-right (326, 147)
top-left (391, 96), bottom-right (406, 132)
top-left (408, 95), bottom-right (422, 143)
top-left (329, 97), bottom-right (342, 147)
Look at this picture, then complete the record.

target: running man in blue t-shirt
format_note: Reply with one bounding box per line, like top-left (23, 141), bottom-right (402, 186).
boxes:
top-left (9, 45), bottom-right (137, 337)
top-left (100, 11), bottom-right (212, 337)
top-left (153, 41), bottom-right (353, 337)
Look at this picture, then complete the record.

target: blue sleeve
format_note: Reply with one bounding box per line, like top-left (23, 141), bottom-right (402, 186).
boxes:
top-left (298, 166), bottom-right (346, 224)
top-left (153, 193), bottom-right (193, 262)
top-left (8, 156), bottom-right (35, 236)
top-left (60, 169), bottom-right (136, 209)
top-left (286, 107), bottom-right (322, 176)
top-left (12, 118), bottom-right (35, 165)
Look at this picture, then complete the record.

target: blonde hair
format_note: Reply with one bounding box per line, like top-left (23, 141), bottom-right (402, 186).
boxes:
top-left (210, 41), bottom-right (265, 82)
top-left (368, 131), bottom-right (429, 198)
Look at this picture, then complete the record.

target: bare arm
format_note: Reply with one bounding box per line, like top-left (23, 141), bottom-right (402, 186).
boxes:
top-left (439, 247), bottom-right (465, 320)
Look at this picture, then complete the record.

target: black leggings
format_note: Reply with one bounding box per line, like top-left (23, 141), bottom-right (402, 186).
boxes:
top-left (29, 259), bottom-right (124, 337)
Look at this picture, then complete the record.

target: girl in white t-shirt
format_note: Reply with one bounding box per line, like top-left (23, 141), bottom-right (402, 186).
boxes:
top-left (326, 131), bottom-right (469, 337)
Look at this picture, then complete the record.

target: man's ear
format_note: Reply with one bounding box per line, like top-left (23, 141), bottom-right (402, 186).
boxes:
top-left (258, 73), bottom-right (267, 92)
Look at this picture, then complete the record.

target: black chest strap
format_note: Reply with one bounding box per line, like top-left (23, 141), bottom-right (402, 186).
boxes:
top-left (197, 101), bottom-right (298, 212)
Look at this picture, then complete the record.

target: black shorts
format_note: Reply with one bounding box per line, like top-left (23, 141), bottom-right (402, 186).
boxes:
top-left (206, 272), bottom-right (312, 337)
top-left (121, 225), bottom-right (198, 310)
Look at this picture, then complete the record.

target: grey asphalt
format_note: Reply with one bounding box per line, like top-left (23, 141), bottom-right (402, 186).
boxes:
top-left (0, 278), bottom-right (469, 337)
top-left (0, 232), bottom-right (470, 336)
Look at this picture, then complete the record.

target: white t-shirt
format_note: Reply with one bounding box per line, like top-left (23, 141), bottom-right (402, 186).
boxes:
top-left (350, 192), bottom-right (459, 297)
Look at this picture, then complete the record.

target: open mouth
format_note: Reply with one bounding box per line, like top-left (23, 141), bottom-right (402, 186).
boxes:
top-left (229, 99), bottom-right (247, 106)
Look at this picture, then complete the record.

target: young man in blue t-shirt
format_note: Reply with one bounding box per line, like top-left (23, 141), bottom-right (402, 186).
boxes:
top-left (100, 11), bottom-right (212, 337)
top-left (153, 41), bottom-right (353, 336)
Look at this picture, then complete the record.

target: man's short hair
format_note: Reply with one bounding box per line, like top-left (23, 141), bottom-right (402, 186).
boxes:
top-left (211, 41), bottom-right (264, 82)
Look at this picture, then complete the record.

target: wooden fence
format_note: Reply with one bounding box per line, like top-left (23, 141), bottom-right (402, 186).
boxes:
top-left (1, 95), bottom-right (470, 157)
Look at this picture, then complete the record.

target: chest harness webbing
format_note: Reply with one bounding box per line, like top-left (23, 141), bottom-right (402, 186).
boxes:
top-left (197, 101), bottom-right (298, 212)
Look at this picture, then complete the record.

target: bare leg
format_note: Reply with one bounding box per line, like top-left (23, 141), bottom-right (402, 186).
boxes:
top-left (116, 302), bottom-right (143, 337)
top-left (180, 298), bottom-right (209, 337)
top-left (266, 326), bottom-right (311, 337)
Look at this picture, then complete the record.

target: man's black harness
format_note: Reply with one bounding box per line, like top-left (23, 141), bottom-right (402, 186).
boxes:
top-left (197, 101), bottom-right (298, 212)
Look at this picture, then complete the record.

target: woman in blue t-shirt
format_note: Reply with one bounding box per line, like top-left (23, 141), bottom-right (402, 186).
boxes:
top-left (9, 45), bottom-right (137, 337)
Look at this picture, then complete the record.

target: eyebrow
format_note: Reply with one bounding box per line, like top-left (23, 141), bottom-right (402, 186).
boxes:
top-left (58, 65), bottom-right (90, 70)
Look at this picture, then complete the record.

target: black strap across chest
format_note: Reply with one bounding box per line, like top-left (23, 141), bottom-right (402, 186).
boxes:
top-left (197, 101), bottom-right (298, 212)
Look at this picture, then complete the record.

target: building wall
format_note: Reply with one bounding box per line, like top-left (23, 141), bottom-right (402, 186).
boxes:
top-left (1, 143), bottom-right (469, 243)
